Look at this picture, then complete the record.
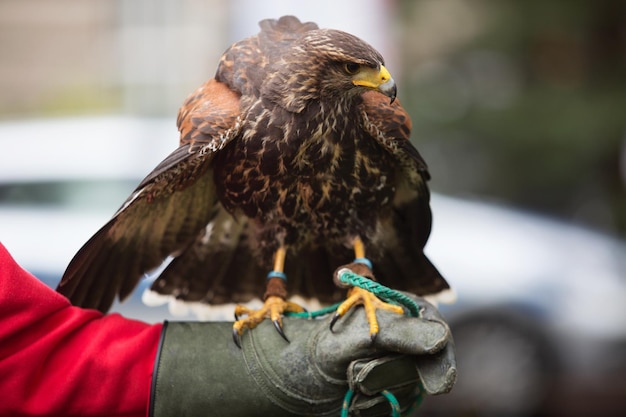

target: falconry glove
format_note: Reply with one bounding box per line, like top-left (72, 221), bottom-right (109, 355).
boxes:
top-left (150, 295), bottom-right (456, 416)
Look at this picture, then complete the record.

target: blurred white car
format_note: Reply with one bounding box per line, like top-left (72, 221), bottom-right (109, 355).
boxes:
top-left (1, 117), bottom-right (625, 416)
top-left (425, 195), bottom-right (626, 416)
top-left (0, 116), bottom-right (187, 321)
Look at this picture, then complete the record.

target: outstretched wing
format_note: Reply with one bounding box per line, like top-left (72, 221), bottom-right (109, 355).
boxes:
top-left (57, 79), bottom-right (241, 312)
top-left (359, 90), bottom-right (450, 296)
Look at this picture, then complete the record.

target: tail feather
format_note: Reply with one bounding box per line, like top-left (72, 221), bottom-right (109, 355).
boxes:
top-left (147, 203), bottom-right (450, 310)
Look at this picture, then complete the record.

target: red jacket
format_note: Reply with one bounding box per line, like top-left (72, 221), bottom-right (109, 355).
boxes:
top-left (0, 242), bottom-right (163, 416)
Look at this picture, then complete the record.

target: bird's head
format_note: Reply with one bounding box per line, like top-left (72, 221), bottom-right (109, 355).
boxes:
top-left (264, 28), bottom-right (397, 112)
top-left (299, 29), bottom-right (396, 103)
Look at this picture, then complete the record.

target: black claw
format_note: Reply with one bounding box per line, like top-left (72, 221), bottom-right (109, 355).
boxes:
top-left (232, 328), bottom-right (242, 349)
top-left (273, 319), bottom-right (290, 343)
top-left (234, 312), bottom-right (239, 321)
top-left (370, 332), bottom-right (378, 343)
top-left (329, 313), bottom-right (341, 333)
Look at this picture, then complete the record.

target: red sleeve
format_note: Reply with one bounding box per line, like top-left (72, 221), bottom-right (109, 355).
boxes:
top-left (0, 242), bottom-right (163, 417)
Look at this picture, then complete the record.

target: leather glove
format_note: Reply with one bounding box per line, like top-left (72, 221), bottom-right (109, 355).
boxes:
top-left (150, 295), bottom-right (456, 416)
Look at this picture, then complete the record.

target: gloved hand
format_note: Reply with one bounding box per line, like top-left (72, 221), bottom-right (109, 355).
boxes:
top-left (150, 295), bottom-right (456, 417)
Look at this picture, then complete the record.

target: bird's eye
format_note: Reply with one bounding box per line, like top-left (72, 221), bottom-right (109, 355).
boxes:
top-left (344, 63), bottom-right (360, 75)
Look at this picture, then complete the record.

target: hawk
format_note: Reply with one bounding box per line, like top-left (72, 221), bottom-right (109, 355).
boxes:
top-left (57, 16), bottom-right (450, 344)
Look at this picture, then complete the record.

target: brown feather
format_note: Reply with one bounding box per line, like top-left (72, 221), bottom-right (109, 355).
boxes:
top-left (58, 16), bottom-right (449, 313)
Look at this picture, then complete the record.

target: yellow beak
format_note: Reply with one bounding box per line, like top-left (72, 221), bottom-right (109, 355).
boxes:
top-left (352, 65), bottom-right (397, 103)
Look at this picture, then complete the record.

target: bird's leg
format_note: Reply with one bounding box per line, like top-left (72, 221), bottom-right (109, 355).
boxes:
top-left (330, 237), bottom-right (404, 341)
top-left (232, 246), bottom-right (305, 347)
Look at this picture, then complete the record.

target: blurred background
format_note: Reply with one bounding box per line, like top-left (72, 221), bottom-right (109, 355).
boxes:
top-left (1, 0), bottom-right (625, 416)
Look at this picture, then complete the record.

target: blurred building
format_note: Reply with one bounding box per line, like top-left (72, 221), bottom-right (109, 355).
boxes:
top-left (0, 0), bottom-right (229, 117)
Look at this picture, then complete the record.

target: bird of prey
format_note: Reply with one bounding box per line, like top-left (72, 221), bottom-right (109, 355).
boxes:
top-left (57, 15), bottom-right (450, 344)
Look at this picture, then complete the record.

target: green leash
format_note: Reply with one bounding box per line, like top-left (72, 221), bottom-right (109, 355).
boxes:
top-left (334, 268), bottom-right (422, 318)
top-left (286, 268), bottom-right (422, 319)
top-left (286, 265), bottom-right (424, 417)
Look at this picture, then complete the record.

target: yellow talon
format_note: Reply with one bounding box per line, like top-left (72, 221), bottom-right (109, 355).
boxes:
top-left (330, 236), bottom-right (404, 340)
top-left (232, 246), bottom-right (303, 348)
top-left (331, 286), bottom-right (404, 340)
top-left (232, 295), bottom-right (305, 347)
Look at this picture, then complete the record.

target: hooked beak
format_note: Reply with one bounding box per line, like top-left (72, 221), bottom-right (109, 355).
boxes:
top-left (352, 64), bottom-right (397, 103)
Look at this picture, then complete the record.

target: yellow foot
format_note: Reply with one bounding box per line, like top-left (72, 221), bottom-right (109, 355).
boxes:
top-left (232, 296), bottom-right (305, 348)
top-left (330, 287), bottom-right (405, 341)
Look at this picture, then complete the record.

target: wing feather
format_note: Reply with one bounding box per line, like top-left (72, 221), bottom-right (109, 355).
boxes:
top-left (57, 80), bottom-right (241, 312)
top-left (360, 91), bottom-right (450, 295)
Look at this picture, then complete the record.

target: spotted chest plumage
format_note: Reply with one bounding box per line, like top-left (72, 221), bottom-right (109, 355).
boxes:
top-left (213, 98), bottom-right (397, 254)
